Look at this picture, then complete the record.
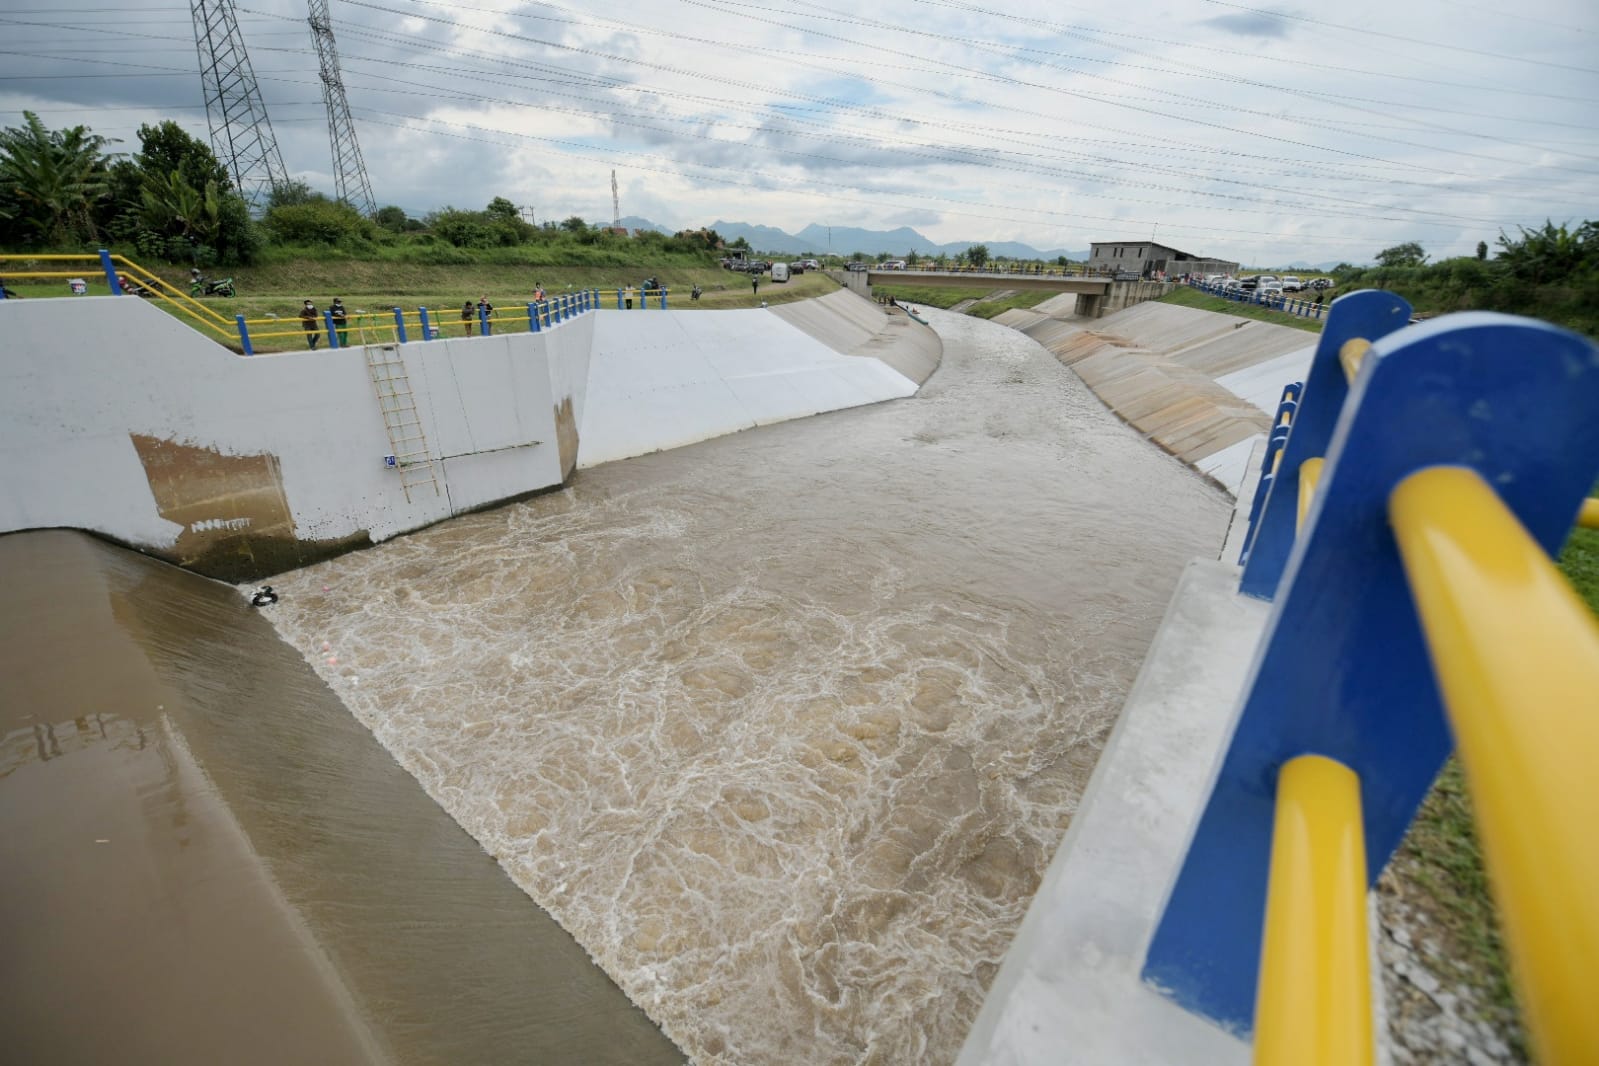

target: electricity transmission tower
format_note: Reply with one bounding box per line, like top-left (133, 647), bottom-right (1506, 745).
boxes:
top-left (612, 169), bottom-right (621, 231)
top-left (308, 0), bottom-right (376, 216)
top-left (191, 0), bottom-right (289, 209)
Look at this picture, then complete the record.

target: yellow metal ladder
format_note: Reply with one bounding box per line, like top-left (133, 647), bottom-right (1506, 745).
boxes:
top-left (364, 345), bottom-right (441, 502)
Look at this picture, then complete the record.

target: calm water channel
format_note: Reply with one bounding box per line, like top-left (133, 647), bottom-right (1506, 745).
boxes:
top-left (2, 308), bottom-right (1230, 1064)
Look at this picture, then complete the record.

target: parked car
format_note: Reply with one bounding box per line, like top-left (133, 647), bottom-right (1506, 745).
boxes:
top-left (1308, 277), bottom-right (1334, 291)
top-left (770, 262), bottom-right (791, 283)
top-left (1280, 275), bottom-right (1303, 292)
top-left (802, 259), bottom-right (822, 271)
top-left (846, 261), bottom-right (868, 271)
top-left (788, 261), bottom-right (805, 274)
top-left (1257, 280), bottom-right (1284, 297)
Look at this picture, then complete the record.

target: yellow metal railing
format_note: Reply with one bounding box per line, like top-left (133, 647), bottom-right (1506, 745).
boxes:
top-left (1390, 465), bottom-right (1599, 1066)
top-left (1255, 755), bottom-right (1373, 1066)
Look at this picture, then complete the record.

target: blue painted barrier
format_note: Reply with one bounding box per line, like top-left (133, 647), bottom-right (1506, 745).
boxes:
top-left (1142, 298), bottom-right (1599, 1034)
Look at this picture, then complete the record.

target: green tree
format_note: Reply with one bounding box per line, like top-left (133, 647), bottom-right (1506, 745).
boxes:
top-left (485, 196), bottom-right (518, 222)
top-left (1376, 241), bottom-right (1427, 267)
top-left (0, 111), bottom-right (116, 245)
top-left (1476, 240), bottom-right (1488, 261)
top-left (560, 215), bottom-right (588, 233)
top-left (906, 250), bottom-right (920, 266)
top-left (965, 243), bottom-right (990, 268)
top-left (267, 179), bottom-right (321, 209)
top-left (134, 121), bottom-right (230, 195)
top-left (1495, 219), bottom-right (1597, 284)
top-left (373, 205), bottom-right (410, 232)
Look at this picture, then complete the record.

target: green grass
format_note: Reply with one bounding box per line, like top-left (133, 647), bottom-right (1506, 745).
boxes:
top-left (1, 260), bottom-right (841, 352)
top-left (1157, 285), bottom-right (1326, 333)
top-left (965, 290), bottom-right (1059, 319)
top-left (867, 284), bottom-right (992, 309)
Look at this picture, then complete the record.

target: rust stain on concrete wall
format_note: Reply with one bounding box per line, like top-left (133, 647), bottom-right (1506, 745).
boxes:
top-left (553, 395), bottom-right (579, 479)
top-left (129, 434), bottom-right (366, 581)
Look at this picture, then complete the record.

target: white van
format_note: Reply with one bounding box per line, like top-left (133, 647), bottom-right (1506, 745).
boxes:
top-left (770, 262), bottom-right (791, 283)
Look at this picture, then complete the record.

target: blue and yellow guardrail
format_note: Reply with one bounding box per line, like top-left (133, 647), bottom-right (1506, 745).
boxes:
top-left (1141, 291), bottom-right (1599, 1065)
top-left (0, 250), bottom-right (612, 354)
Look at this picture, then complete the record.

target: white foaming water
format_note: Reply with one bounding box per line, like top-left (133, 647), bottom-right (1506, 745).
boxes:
top-left (263, 311), bottom-right (1231, 1064)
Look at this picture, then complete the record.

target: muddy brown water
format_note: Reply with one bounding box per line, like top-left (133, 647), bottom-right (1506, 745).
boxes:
top-left (2, 310), bottom-right (1230, 1065)
top-left (0, 531), bottom-right (677, 1066)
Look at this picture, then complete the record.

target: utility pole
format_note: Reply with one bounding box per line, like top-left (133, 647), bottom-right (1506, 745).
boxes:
top-left (190, 0), bottom-right (288, 210)
top-left (308, 0), bottom-right (376, 215)
top-left (611, 169), bottom-right (621, 231)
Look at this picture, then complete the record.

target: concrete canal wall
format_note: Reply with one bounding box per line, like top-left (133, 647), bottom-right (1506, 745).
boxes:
top-left (1, 289), bottom-right (934, 579)
top-left (997, 298), bottom-right (1313, 495)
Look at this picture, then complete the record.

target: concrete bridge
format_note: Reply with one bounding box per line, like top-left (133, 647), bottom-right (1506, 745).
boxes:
top-left (836, 268), bottom-right (1169, 317)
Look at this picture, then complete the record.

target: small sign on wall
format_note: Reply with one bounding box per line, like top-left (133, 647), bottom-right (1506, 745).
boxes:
top-left (384, 454), bottom-right (397, 468)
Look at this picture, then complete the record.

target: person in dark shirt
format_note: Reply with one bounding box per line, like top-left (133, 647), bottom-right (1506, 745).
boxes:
top-left (300, 300), bottom-right (320, 349)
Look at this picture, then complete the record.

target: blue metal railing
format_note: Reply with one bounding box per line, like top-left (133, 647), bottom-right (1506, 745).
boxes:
top-left (1140, 291), bottom-right (1599, 1038)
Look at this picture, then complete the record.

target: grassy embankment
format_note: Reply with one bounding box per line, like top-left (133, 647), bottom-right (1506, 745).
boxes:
top-left (866, 283), bottom-right (1060, 319)
top-left (2, 253), bottom-right (840, 352)
top-left (1156, 284), bottom-right (1327, 333)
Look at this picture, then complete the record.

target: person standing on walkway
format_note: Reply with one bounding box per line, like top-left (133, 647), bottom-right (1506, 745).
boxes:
top-left (300, 300), bottom-right (320, 350)
top-left (751, 274), bottom-right (759, 297)
top-left (477, 295), bottom-right (494, 336)
top-left (462, 299), bottom-right (475, 337)
top-left (330, 298), bottom-right (349, 347)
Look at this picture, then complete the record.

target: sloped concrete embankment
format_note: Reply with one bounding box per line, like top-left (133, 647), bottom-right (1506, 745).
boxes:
top-left (994, 298), bottom-right (1312, 495)
top-left (578, 289), bottom-right (939, 468)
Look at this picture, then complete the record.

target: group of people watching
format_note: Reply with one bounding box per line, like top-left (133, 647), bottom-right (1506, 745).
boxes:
top-left (299, 298), bottom-right (349, 350)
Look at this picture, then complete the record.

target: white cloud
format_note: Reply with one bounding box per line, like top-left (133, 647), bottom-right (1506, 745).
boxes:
top-left (4, 0), bottom-right (1595, 263)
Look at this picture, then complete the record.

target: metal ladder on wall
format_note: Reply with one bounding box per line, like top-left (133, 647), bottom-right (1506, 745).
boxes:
top-left (364, 345), bottom-right (441, 503)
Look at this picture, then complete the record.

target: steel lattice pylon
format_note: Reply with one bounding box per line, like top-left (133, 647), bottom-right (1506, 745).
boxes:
top-left (190, 0), bottom-right (288, 210)
top-left (308, 0), bottom-right (375, 216)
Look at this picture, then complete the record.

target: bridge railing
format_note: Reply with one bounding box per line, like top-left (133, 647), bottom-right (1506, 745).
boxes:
top-left (1141, 291), bottom-right (1599, 1065)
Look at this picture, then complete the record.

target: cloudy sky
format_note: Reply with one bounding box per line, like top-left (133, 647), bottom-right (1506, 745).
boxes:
top-left (2, 0), bottom-right (1595, 264)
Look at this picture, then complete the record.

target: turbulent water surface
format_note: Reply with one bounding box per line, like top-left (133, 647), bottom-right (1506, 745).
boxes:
top-left (263, 309), bottom-right (1231, 1064)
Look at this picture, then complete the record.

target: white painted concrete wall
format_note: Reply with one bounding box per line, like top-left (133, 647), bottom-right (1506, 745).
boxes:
top-left (0, 296), bottom-right (592, 554)
top-left (578, 307), bottom-right (918, 468)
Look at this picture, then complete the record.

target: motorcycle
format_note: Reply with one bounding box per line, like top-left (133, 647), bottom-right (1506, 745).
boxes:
top-left (690, 284), bottom-right (703, 301)
top-left (189, 270), bottom-right (236, 298)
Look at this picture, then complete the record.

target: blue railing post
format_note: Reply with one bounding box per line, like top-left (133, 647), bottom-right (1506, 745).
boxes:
top-left (98, 249), bottom-right (122, 295)
top-left (1238, 291), bottom-right (1412, 600)
top-left (478, 304), bottom-right (490, 335)
top-left (661, 286), bottom-right (668, 310)
top-left (528, 302), bottom-right (540, 332)
top-left (617, 287), bottom-right (624, 310)
top-left (1143, 311), bottom-right (1599, 1036)
top-left (1238, 384), bottom-right (1302, 564)
top-left (419, 306), bottom-right (433, 339)
top-left (235, 314), bottom-right (253, 355)
top-left (393, 307), bottom-right (408, 343)
top-left (322, 309), bottom-right (340, 349)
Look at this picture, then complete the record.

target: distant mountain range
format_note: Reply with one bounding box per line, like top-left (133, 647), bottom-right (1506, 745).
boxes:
top-left (606, 216), bottom-right (1086, 261)
top-left (607, 216), bottom-right (1352, 269)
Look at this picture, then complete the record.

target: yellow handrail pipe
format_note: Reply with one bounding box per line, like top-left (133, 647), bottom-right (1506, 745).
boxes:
top-left (1390, 465), bottom-right (1599, 1066)
top-left (1579, 498), bottom-right (1599, 531)
top-left (1338, 338), bottom-right (1370, 384)
top-left (1297, 457), bottom-right (1324, 533)
top-left (1253, 754), bottom-right (1372, 1066)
